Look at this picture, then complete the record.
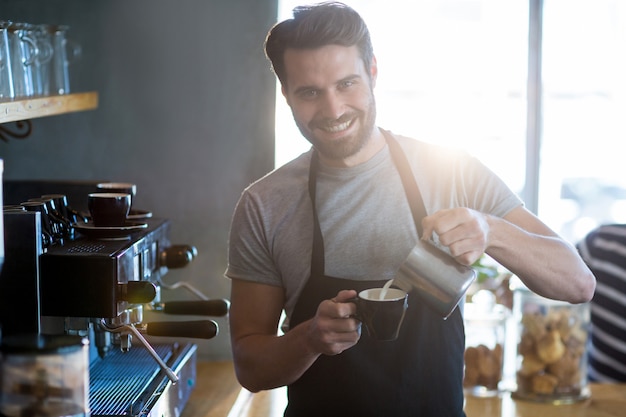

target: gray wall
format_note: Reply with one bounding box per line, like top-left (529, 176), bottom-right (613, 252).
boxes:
top-left (0, 0), bottom-right (278, 360)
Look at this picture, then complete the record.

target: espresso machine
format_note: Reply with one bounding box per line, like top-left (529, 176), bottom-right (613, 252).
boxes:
top-left (0, 180), bottom-right (229, 417)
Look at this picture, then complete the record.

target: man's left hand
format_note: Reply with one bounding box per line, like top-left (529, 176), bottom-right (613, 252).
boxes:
top-left (421, 207), bottom-right (489, 266)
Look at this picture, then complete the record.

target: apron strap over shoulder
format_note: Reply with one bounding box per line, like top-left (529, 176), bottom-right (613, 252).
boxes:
top-left (382, 130), bottom-right (427, 237)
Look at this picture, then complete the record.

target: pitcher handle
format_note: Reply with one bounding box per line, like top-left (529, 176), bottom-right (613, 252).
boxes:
top-left (19, 33), bottom-right (38, 66)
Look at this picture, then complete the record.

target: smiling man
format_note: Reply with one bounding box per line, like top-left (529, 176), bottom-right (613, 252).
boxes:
top-left (225, 2), bottom-right (595, 416)
top-left (282, 44), bottom-right (381, 166)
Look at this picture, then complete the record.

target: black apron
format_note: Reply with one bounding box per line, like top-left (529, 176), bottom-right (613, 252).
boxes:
top-left (284, 131), bottom-right (466, 417)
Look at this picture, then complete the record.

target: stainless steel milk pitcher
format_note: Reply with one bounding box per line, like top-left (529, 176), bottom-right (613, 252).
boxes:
top-left (394, 238), bottom-right (476, 319)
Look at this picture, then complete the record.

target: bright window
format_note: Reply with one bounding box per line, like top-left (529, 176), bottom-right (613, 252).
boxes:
top-left (539, 0), bottom-right (626, 242)
top-left (275, 0), bottom-right (626, 245)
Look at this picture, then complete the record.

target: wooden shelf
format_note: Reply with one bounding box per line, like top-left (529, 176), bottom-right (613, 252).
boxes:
top-left (0, 92), bottom-right (98, 124)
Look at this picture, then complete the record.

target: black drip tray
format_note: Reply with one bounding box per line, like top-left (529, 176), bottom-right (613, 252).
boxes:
top-left (89, 345), bottom-right (174, 417)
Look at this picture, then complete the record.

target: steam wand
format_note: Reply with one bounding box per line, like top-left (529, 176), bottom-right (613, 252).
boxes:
top-left (157, 278), bottom-right (208, 300)
top-left (99, 319), bottom-right (179, 384)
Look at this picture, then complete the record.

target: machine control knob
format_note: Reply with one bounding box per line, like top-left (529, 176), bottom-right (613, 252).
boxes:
top-left (119, 281), bottom-right (157, 303)
top-left (160, 245), bottom-right (198, 269)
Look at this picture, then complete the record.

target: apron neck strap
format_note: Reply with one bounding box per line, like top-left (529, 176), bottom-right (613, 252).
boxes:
top-left (308, 130), bottom-right (427, 277)
top-left (382, 130), bottom-right (427, 237)
top-left (308, 151), bottom-right (325, 277)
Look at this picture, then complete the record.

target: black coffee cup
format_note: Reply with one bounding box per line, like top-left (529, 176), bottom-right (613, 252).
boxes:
top-left (20, 200), bottom-right (54, 246)
top-left (356, 287), bottom-right (408, 341)
top-left (96, 182), bottom-right (137, 208)
top-left (87, 193), bottom-right (131, 227)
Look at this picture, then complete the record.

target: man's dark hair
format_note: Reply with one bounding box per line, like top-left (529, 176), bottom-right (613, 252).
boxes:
top-left (264, 2), bottom-right (374, 88)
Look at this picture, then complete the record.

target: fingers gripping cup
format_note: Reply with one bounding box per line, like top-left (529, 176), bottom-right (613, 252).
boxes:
top-left (356, 288), bottom-right (408, 341)
top-left (87, 193), bottom-right (131, 227)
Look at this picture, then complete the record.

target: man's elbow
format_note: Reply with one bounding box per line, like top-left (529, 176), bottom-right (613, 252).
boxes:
top-left (233, 363), bottom-right (263, 393)
top-left (571, 271), bottom-right (596, 304)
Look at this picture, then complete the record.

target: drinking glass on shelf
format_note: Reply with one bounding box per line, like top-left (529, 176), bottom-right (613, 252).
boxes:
top-left (0, 20), bottom-right (14, 99)
top-left (31, 24), bottom-right (54, 96)
top-left (35, 24), bottom-right (79, 96)
top-left (49, 24), bottom-right (80, 95)
top-left (7, 22), bottom-right (39, 97)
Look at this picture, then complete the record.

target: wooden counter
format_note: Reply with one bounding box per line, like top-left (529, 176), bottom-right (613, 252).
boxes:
top-left (183, 361), bottom-right (626, 417)
top-left (464, 385), bottom-right (626, 417)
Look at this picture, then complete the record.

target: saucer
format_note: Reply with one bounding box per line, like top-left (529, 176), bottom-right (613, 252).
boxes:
top-left (73, 221), bottom-right (148, 239)
top-left (127, 209), bottom-right (153, 220)
top-left (81, 209), bottom-right (153, 222)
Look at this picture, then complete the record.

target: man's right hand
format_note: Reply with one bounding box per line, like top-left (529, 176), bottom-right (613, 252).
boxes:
top-left (230, 281), bottom-right (362, 391)
top-left (305, 289), bottom-right (361, 356)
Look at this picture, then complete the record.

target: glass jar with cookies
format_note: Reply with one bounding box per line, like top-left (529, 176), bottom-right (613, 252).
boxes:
top-left (511, 278), bottom-right (590, 404)
top-left (463, 290), bottom-right (510, 397)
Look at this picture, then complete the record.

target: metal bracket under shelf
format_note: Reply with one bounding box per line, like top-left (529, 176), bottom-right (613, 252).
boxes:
top-left (0, 120), bottom-right (33, 142)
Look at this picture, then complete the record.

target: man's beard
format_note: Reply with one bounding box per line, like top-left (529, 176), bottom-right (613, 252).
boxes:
top-left (295, 96), bottom-right (377, 161)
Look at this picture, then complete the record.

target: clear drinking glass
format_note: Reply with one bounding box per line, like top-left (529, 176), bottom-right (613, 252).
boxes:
top-left (30, 24), bottom-right (54, 96)
top-left (0, 20), bottom-right (14, 99)
top-left (7, 22), bottom-right (39, 97)
top-left (35, 24), bottom-right (79, 96)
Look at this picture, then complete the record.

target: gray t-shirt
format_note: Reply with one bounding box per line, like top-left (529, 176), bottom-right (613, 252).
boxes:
top-left (226, 132), bottom-right (522, 320)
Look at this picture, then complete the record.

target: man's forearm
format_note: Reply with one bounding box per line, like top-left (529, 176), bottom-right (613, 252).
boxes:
top-left (232, 319), bottom-right (321, 392)
top-left (486, 215), bottom-right (595, 303)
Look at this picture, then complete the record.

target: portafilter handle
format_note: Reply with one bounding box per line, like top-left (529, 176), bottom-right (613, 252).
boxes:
top-left (146, 320), bottom-right (219, 339)
top-left (153, 299), bottom-right (230, 316)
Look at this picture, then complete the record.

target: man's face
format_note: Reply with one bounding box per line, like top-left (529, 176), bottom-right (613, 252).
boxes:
top-left (282, 45), bottom-right (377, 164)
